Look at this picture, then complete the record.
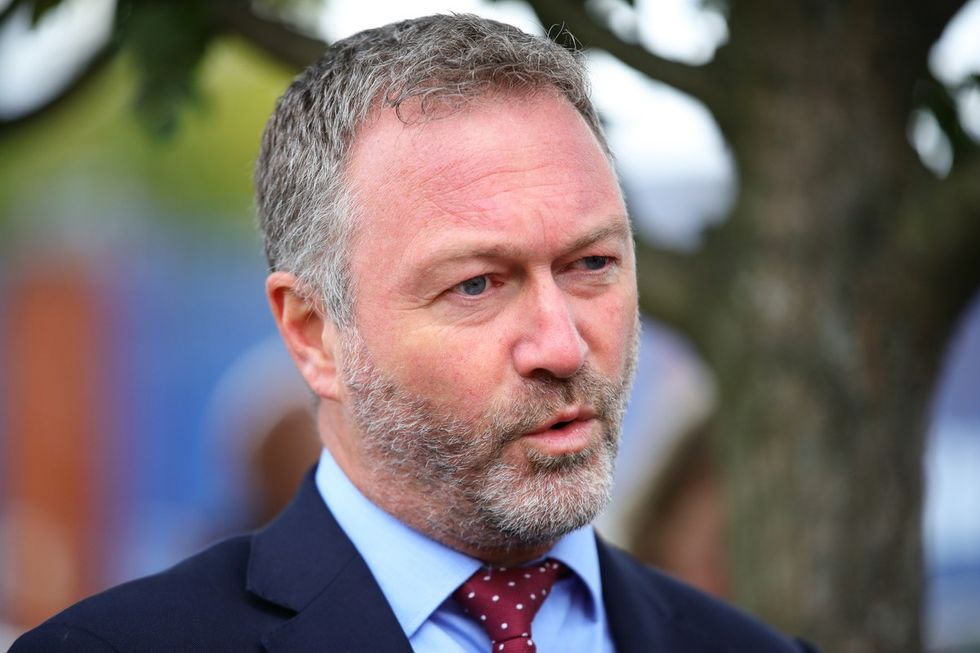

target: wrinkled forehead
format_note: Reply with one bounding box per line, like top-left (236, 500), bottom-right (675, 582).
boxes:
top-left (345, 90), bottom-right (618, 220)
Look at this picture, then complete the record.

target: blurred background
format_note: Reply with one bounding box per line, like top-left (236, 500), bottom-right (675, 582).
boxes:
top-left (1, 1), bottom-right (978, 651)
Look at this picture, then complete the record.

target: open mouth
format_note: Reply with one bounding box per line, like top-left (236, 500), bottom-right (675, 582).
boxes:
top-left (523, 412), bottom-right (596, 456)
top-left (527, 408), bottom-right (596, 436)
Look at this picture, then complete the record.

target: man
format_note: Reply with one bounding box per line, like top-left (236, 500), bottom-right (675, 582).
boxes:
top-left (12, 14), bottom-right (818, 653)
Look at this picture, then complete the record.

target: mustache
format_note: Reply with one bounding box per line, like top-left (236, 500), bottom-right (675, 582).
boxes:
top-left (484, 365), bottom-right (619, 447)
top-left (358, 361), bottom-right (625, 483)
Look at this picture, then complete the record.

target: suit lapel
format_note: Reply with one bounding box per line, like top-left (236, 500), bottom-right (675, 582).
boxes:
top-left (597, 536), bottom-right (715, 653)
top-left (598, 537), bottom-right (673, 653)
top-left (247, 470), bottom-right (413, 653)
top-left (260, 554), bottom-right (414, 653)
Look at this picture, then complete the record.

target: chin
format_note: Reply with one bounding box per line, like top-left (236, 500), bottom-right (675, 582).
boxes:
top-left (470, 439), bottom-right (617, 548)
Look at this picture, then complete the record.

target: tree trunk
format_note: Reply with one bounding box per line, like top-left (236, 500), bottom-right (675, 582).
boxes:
top-left (686, 2), bottom-right (973, 650)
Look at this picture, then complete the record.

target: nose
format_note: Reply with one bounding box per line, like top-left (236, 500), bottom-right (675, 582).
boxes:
top-left (512, 278), bottom-right (588, 379)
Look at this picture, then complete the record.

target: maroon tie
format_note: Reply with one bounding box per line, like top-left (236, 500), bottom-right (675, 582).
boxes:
top-left (453, 559), bottom-right (565, 653)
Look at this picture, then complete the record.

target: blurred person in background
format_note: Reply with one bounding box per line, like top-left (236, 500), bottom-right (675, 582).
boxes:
top-left (202, 337), bottom-right (323, 535)
top-left (12, 14), bottom-right (817, 653)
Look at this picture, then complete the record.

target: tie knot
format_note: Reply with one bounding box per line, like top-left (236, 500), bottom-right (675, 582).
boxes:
top-left (453, 559), bottom-right (565, 653)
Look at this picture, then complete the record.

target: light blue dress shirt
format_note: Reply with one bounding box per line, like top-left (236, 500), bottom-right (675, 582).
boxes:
top-left (314, 448), bottom-right (616, 652)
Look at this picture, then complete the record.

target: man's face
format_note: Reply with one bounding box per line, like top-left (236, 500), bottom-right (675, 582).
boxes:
top-left (336, 92), bottom-right (638, 556)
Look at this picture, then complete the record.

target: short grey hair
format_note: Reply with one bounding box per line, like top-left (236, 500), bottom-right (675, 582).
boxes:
top-left (255, 13), bottom-right (609, 328)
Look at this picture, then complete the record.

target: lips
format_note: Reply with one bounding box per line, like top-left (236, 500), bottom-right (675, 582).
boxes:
top-left (522, 407), bottom-right (598, 456)
top-left (526, 407), bottom-right (594, 434)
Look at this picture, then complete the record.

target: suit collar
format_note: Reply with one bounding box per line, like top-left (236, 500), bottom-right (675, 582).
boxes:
top-left (247, 467), bottom-right (355, 611)
top-left (247, 468), bottom-right (413, 653)
top-left (597, 536), bottom-right (673, 652)
top-left (598, 536), bottom-right (730, 653)
top-left (598, 539), bottom-right (744, 653)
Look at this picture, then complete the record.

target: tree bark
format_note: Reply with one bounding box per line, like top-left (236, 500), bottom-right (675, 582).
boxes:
top-left (681, 1), bottom-right (978, 650)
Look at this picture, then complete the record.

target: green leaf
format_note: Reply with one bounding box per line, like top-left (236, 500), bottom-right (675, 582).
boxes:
top-left (30, 0), bottom-right (64, 25)
top-left (115, 0), bottom-right (216, 138)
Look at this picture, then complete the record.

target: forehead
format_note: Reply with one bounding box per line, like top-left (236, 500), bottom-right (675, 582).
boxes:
top-left (345, 92), bottom-right (625, 267)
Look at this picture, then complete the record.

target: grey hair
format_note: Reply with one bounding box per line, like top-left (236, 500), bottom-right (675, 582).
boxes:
top-left (254, 13), bottom-right (610, 328)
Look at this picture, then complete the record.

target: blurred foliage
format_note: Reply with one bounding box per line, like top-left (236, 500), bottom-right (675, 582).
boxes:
top-left (0, 37), bottom-right (294, 229)
top-left (117, 3), bottom-right (216, 138)
top-left (29, 0), bottom-right (62, 24)
top-left (254, 0), bottom-right (324, 23)
top-left (915, 73), bottom-right (980, 165)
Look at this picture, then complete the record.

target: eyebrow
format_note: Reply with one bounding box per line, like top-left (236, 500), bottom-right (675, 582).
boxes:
top-left (427, 219), bottom-right (633, 265)
top-left (563, 220), bottom-right (633, 254)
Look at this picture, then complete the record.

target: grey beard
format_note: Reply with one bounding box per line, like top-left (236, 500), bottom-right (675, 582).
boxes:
top-left (338, 323), bottom-right (638, 553)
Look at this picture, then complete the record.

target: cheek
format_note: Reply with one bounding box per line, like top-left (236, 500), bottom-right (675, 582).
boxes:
top-left (386, 328), bottom-right (510, 403)
top-left (580, 293), bottom-right (637, 367)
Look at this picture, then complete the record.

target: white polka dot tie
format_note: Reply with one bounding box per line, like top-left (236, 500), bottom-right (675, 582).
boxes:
top-left (453, 559), bottom-right (565, 653)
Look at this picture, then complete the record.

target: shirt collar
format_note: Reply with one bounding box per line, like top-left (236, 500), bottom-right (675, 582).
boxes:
top-left (546, 519), bottom-right (604, 620)
top-left (314, 448), bottom-right (604, 636)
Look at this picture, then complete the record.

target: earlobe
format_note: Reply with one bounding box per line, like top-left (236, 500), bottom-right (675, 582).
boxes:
top-left (266, 272), bottom-right (342, 400)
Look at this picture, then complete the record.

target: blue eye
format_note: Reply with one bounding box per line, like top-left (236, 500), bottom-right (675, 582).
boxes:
top-left (456, 276), bottom-right (489, 296)
top-left (582, 256), bottom-right (609, 270)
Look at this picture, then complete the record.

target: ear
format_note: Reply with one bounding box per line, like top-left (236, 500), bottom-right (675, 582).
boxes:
top-left (266, 271), bottom-right (342, 401)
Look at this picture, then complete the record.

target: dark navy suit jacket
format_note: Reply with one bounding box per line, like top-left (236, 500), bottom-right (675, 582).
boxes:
top-left (11, 471), bottom-right (818, 652)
